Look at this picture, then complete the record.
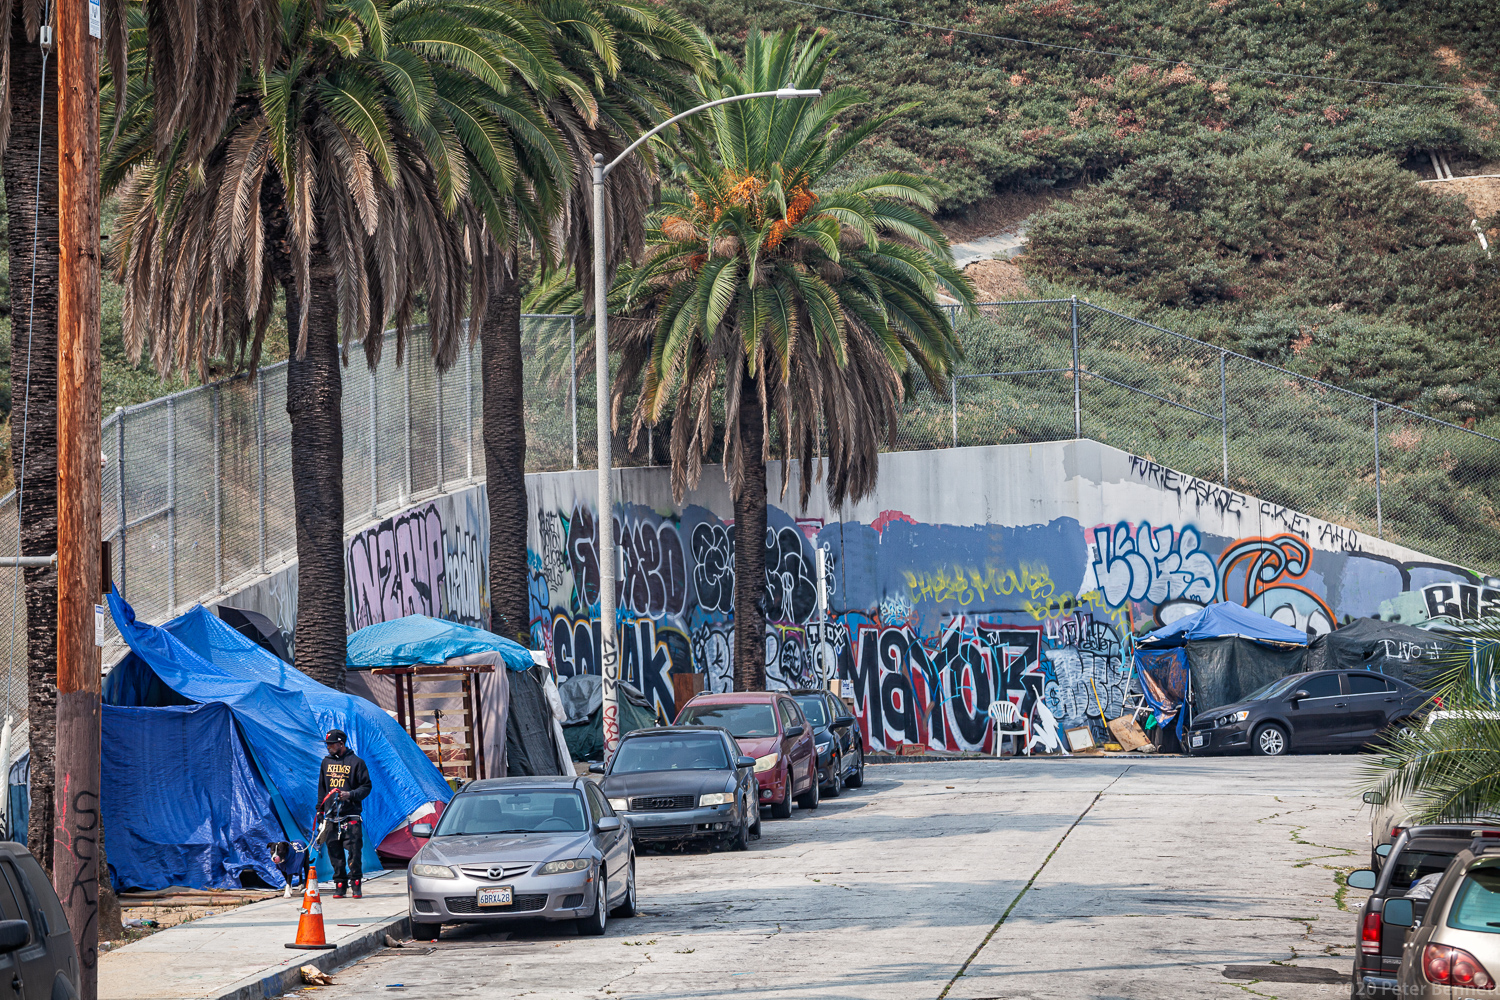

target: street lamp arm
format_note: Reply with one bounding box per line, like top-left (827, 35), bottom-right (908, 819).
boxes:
top-left (602, 89), bottom-right (822, 177)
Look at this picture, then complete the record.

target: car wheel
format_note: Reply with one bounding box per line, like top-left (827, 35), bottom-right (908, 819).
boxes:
top-left (770, 768), bottom-right (793, 819)
top-left (410, 920), bottom-right (441, 942)
top-left (579, 873), bottom-right (608, 935)
top-left (610, 857), bottom-right (637, 918)
top-left (750, 797), bottom-right (763, 837)
top-left (731, 809), bottom-right (750, 851)
top-left (796, 765), bottom-right (820, 810)
top-left (844, 745), bottom-right (865, 789)
top-left (824, 753), bottom-right (843, 798)
top-left (1251, 722), bottom-right (1289, 757)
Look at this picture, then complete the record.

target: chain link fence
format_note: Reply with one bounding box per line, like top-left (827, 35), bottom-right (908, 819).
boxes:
top-left (4, 301), bottom-right (1499, 721)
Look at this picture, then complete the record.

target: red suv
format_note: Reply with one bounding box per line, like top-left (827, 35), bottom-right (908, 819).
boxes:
top-left (675, 692), bottom-right (819, 819)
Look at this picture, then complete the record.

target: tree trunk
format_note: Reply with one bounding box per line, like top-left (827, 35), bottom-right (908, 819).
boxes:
top-left (284, 263), bottom-right (346, 691)
top-left (3, 6), bottom-right (59, 874)
top-left (481, 271), bottom-right (530, 645)
top-left (732, 370), bottom-right (767, 692)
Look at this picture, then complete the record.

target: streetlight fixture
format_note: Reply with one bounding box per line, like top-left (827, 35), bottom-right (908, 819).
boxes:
top-left (593, 87), bottom-right (821, 755)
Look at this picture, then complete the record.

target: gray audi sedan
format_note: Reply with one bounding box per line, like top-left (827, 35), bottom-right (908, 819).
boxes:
top-left (406, 777), bottom-right (635, 940)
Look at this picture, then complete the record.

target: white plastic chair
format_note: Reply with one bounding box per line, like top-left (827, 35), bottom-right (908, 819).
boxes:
top-left (987, 700), bottom-right (1029, 757)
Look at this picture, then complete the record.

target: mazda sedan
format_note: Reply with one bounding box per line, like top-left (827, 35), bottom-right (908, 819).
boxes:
top-left (406, 777), bottom-right (635, 940)
top-left (592, 727), bottom-right (759, 850)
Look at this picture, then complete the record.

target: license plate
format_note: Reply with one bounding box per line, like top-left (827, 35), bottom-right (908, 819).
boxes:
top-left (1191, 733), bottom-right (1206, 748)
top-left (477, 885), bottom-right (513, 907)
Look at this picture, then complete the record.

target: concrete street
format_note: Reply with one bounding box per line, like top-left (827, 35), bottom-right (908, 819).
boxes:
top-left (309, 757), bottom-right (1368, 1000)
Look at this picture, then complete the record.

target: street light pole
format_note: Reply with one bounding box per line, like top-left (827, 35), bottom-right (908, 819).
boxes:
top-left (593, 88), bottom-right (819, 756)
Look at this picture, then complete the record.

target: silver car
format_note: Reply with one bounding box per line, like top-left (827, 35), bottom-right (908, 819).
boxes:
top-left (1393, 840), bottom-right (1500, 996)
top-left (406, 777), bottom-right (635, 940)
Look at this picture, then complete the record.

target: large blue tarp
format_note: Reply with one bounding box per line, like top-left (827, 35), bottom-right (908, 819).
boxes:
top-left (345, 615), bottom-right (535, 671)
top-left (107, 593), bottom-right (452, 879)
top-left (102, 702), bottom-right (286, 891)
top-left (1138, 602), bottom-right (1308, 648)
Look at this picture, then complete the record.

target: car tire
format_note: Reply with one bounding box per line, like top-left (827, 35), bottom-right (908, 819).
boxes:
top-left (579, 873), bottom-right (608, 935)
top-left (410, 920), bottom-right (441, 942)
top-left (750, 799), bottom-right (763, 837)
top-left (770, 769), bottom-right (793, 819)
top-left (824, 753), bottom-right (842, 797)
top-left (796, 765), bottom-right (820, 810)
top-left (1251, 722), bottom-right (1289, 757)
top-left (610, 857), bottom-right (637, 918)
top-left (731, 810), bottom-right (750, 851)
top-left (844, 746), bottom-right (864, 789)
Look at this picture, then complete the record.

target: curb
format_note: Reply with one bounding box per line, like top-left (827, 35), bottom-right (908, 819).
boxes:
top-left (212, 912), bottom-right (409, 1000)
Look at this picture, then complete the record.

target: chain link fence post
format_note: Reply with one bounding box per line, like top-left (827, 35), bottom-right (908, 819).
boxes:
top-left (436, 366), bottom-right (445, 492)
top-left (166, 396), bottom-right (176, 615)
top-left (1070, 296), bottom-right (1081, 439)
top-left (1373, 400), bottom-right (1384, 539)
top-left (257, 376), bottom-right (267, 575)
top-left (570, 316), bottom-right (579, 470)
top-left (213, 386), bottom-right (222, 593)
top-left (369, 365), bottom-right (378, 520)
top-left (465, 342), bottom-right (474, 483)
top-left (115, 407), bottom-right (125, 595)
top-left (403, 361), bottom-right (413, 504)
top-left (1219, 350), bottom-right (1229, 486)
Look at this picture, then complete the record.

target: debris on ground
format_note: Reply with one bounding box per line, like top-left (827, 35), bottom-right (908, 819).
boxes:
top-left (300, 966), bottom-right (336, 986)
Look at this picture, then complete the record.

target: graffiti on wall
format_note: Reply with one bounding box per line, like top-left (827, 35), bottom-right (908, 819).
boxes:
top-left (346, 493), bottom-right (490, 631)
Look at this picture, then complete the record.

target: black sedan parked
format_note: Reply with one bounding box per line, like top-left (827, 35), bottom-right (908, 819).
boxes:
top-left (788, 689), bottom-right (864, 795)
top-left (591, 727), bottom-right (760, 851)
top-left (1185, 669), bottom-right (1431, 756)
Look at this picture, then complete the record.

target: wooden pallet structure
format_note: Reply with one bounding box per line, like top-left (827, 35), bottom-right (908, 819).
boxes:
top-left (372, 664), bottom-right (495, 780)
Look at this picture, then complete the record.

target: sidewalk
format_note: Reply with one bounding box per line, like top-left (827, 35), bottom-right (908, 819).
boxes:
top-left (100, 874), bottom-right (408, 1000)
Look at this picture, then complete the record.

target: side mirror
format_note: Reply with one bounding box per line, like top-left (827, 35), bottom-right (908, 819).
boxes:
top-left (737, 756), bottom-right (756, 769)
top-left (1346, 869), bottom-right (1378, 891)
top-left (1291, 690), bottom-right (1310, 702)
top-left (1383, 897), bottom-right (1415, 927)
top-left (1376, 844), bottom-right (1392, 857)
top-left (409, 822), bottom-right (433, 839)
top-left (833, 716), bottom-right (855, 729)
top-left (785, 724), bottom-right (805, 738)
top-left (596, 816), bottom-right (622, 833)
top-left (1363, 791), bottom-right (1386, 805)
top-left (0, 920), bottom-right (28, 954)
top-left (588, 762), bottom-right (606, 774)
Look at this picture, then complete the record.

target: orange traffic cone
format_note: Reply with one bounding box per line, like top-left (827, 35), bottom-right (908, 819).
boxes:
top-left (285, 865), bottom-right (337, 950)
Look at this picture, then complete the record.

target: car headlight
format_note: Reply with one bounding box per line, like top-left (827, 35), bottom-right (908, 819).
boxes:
top-left (1219, 711), bottom-right (1250, 726)
top-left (538, 859), bottom-right (591, 875)
top-left (411, 863), bottom-right (456, 879)
top-left (816, 740), bottom-right (831, 752)
top-left (699, 792), bottom-right (735, 806)
top-left (753, 752), bottom-right (780, 773)
top-left (607, 797), bottom-right (629, 811)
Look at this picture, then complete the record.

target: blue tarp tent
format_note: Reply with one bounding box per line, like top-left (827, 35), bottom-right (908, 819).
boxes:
top-left (102, 702), bottom-right (286, 891)
top-left (344, 616), bottom-right (535, 671)
top-left (106, 592), bottom-right (452, 883)
top-left (1138, 601), bottom-right (1308, 648)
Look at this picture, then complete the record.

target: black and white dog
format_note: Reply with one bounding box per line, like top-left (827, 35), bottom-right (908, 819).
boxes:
top-left (269, 841), bottom-right (308, 897)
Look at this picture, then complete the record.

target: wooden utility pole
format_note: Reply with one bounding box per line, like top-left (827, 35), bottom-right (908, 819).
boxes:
top-left (54, 0), bottom-right (103, 991)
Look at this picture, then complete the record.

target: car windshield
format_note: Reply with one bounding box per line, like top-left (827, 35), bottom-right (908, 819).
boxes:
top-left (1449, 864), bottom-right (1500, 934)
top-left (433, 790), bottom-right (588, 835)
top-left (1244, 676), bottom-right (1306, 701)
top-left (1386, 849), bottom-right (1458, 894)
top-left (794, 697), bottom-right (828, 726)
top-left (678, 703), bottom-right (778, 737)
top-left (611, 736), bottom-right (730, 773)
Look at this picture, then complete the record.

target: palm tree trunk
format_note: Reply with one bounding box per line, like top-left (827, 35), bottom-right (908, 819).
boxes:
top-left (284, 261), bottom-right (346, 690)
top-left (481, 271), bottom-right (529, 644)
top-left (3, 7), bottom-right (59, 872)
top-left (732, 370), bottom-right (767, 692)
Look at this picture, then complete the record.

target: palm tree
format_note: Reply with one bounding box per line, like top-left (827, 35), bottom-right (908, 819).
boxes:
top-left (470, 0), bottom-right (706, 646)
top-left (614, 31), bottom-right (974, 690)
top-left (105, 0), bottom-right (569, 689)
top-left (1362, 623), bottom-right (1500, 821)
top-left (1, 0), bottom-right (278, 871)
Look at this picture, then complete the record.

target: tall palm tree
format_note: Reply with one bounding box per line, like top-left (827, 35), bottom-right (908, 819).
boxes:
top-left (614, 31), bottom-right (974, 690)
top-left (1, 0), bottom-right (278, 871)
top-left (470, 0), bottom-right (706, 646)
top-left (106, 0), bottom-right (569, 688)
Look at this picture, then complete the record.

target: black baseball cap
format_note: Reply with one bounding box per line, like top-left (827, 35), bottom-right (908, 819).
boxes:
top-left (324, 729), bottom-right (347, 744)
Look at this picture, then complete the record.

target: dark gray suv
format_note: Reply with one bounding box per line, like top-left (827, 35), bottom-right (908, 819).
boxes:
top-left (0, 841), bottom-right (80, 999)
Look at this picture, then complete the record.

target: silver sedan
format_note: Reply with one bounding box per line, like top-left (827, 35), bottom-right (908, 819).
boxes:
top-left (406, 777), bottom-right (635, 940)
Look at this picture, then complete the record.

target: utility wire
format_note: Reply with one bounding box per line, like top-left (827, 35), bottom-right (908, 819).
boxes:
top-left (773, 0), bottom-right (1500, 98)
top-left (6, 5), bottom-right (54, 729)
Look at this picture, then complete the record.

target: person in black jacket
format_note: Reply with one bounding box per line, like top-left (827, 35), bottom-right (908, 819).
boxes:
top-left (317, 729), bottom-right (372, 898)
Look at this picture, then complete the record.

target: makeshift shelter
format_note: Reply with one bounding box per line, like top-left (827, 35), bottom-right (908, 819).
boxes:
top-left (1136, 603), bottom-right (1308, 726)
top-left (1305, 618), bottom-right (1458, 688)
top-left (554, 674), bottom-right (660, 761)
top-left (105, 592), bottom-right (452, 887)
top-left (216, 604), bottom-right (292, 663)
